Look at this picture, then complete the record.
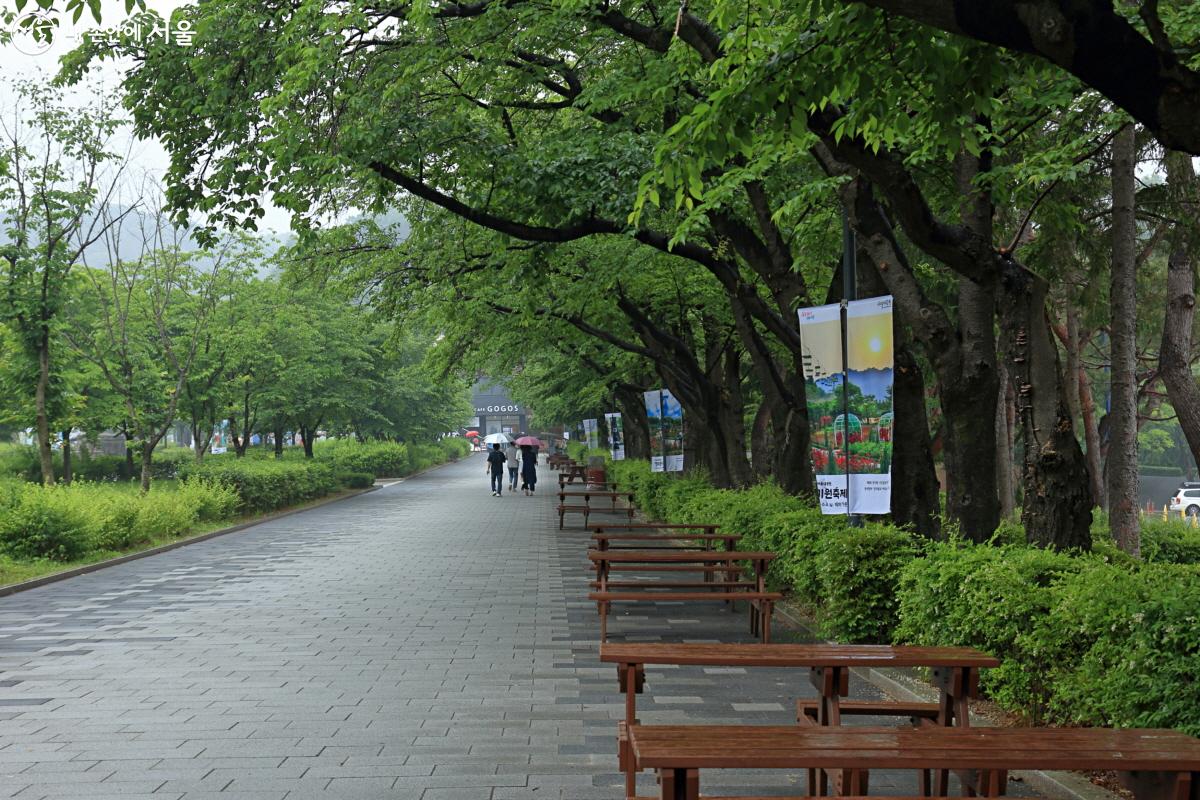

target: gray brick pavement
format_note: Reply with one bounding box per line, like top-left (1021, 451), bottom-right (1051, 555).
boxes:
top-left (0, 455), bottom-right (1037, 799)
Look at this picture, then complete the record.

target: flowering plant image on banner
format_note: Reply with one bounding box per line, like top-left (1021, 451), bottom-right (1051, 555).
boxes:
top-left (644, 390), bottom-right (665, 472)
top-left (798, 296), bottom-right (894, 515)
top-left (604, 412), bottom-right (625, 460)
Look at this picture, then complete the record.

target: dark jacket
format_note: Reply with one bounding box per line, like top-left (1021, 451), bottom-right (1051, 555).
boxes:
top-left (486, 450), bottom-right (507, 474)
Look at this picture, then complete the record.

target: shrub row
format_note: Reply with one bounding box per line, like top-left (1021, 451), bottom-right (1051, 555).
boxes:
top-left (0, 477), bottom-right (238, 561)
top-left (607, 458), bottom-right (1200, 736)
top-left (178, 459), bottom-right (338, 514)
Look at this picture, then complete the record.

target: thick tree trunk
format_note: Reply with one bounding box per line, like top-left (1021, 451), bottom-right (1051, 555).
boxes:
top-left (61, 430), bottom-right (72, 485)
top-left (838, 176), bottom-right (993, 539)
top-left (124, 440), bottom-right (135, 479)
top-left (998, 264), bottom-right (1093, 550)
top-left (855, 244), bottom-right (940, 536)
top-left (1108, 124), bottom-right (1140, 555)
top-left (995, 362), bottom-right (1016, 520)
top-left (1065, 308), bottom-right (1106, 506)
top-left (1160, 152), bottom-right (1200, 487)
top-left (35, 335), bottom-right (55, 486)
top-left (615, 385), bottom-right (652, 461)
top-left (750, 399), bottom-right (772, 479)
top-left (274, 425), bottom-right (285, 458)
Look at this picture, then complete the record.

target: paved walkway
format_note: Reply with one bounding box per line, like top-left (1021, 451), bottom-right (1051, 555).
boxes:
top-left (0, 455), bottom-right (963, 800)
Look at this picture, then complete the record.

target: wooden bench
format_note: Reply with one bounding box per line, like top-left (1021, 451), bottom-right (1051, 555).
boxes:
top-left (592, 532), bottom-right (741, 552)
top-left (601, 642), bottom-right (998, 800)
top-left (588, 550), bottom-right (778, 642)
top-left (558, 490), bottom-right (637, 529)
top-left (628, 725), bottom-right (1200, 800)
top-left (560, 463), bottom-right (587, 484)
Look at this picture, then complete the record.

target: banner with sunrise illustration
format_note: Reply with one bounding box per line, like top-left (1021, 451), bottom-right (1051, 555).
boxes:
top-left (798, 296), bottom-right (894, 515)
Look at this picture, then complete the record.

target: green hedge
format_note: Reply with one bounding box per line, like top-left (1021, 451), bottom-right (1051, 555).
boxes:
top-left (608, 457), bottom-right (1200, 736)
top-left (179, 459), bottom-right (337, 514)
top-left (0, 477), bottom-right (238, 561)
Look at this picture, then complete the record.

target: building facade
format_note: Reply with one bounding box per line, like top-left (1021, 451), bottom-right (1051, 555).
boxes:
top-left (470, 380), bottom-right (529, 437)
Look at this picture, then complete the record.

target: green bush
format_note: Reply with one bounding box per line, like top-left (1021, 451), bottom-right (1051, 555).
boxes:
top-left (896, 539), bottom-right (1086, 719)
top-left (180, 459), bottom-right (336, 514)
top-left (0, 483), bottom-right (95, 561)
top-left (439, 437), bottom-right (472, 461)
top-left (174, 477), bottom-right (240, 522)
top-left (314, 440), bottom-right (410, 477)
top-left (1141, 518), bottom-right (1200, 564)
top-left (1140, 464), bottom-right (1184, 477)
top-left (817, 524), bottom-right (915, 642)
top-left (336, 470), bottom-right (375, 489)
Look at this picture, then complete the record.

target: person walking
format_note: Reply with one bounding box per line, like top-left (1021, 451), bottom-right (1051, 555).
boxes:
top-left (519, 443), bottom-right (538, 495)
top-left (504, 441), bottom-right (521, 492)
top-left (486, 443), bottom-right (507, 496)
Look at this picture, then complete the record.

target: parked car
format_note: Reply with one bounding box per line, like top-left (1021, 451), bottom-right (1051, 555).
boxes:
top-left (1168, 482), bottom-right (1200, 516)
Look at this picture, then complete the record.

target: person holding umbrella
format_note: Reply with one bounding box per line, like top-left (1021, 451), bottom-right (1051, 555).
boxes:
top-left (514, 435), bottom-right (542, 495)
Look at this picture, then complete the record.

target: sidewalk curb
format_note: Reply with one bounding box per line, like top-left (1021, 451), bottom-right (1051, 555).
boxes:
top-left (774, 603), bottom-right (1118, 800)
top-left (0, 485), bottom-right (379, 598)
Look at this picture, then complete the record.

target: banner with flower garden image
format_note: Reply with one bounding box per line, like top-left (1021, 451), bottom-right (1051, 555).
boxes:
top-left (798, 296), bottom-right (894, 515)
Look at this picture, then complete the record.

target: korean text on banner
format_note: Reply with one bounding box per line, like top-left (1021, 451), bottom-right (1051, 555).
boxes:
top-left (605, 413), bottom-right (625, 460)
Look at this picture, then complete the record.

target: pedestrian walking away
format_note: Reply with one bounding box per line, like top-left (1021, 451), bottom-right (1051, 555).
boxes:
top-left (486, 443), bottom-right (507, 496)
top-left (520, 443), bottom-right (538, 495)
top-left (504, 441), bottom-right (520, 492)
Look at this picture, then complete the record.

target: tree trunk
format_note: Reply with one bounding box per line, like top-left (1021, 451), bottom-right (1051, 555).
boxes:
top-left (1065, 308), bottom-right (1106, 506)
top-left (274, 425), bottom-right (285, 458)
top-left (838, 176), bottom-right (995, 539)
top-left (615, 385), bottom-right (652, 461)
top-left (998, 264), bottom-right (1093, 550)
top-left (61, 430), bottom-right (72, 485)
top-left (124, 441), bottom-right (135, 479)
top-left (35, 334), bottom-right (55, 486)
top-left (300, 424), bottom-right (315, 458)
top-left (855, 243), bottom-right (940, 536)
top-left (995, 361), bottom-right (1016, 520)
top-left (140, 440), bottom-right (154, 493)
top-left (1160, 151), bottom-right (1200, 492)
top-left (750, 399), bottom-right (773, 479)
top-left (1107, 123), bottom-right (1140, 556)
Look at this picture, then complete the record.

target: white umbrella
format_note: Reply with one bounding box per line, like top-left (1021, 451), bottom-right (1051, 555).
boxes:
top-left (483, 432), bottom-right (510, 445)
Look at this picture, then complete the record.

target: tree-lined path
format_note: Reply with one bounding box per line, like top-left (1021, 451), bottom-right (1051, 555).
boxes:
top-left (2, 455), bottom-right (982, 800)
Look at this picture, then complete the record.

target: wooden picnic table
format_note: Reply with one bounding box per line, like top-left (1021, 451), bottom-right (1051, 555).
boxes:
top-left (560, 463), bottom-right (587, 483)
top-left (587, 550), bottom-right (779, 643)
top-left (560, 474), bottom-right (620, 489)
top-left (628, 725), bottom-right (1200, 800)
top-left (601, 642), bottom-right (999, 799)
top-left (558, 489), bottom-right (637, 528)
top-left (591, 532), bottom-right (742, 552)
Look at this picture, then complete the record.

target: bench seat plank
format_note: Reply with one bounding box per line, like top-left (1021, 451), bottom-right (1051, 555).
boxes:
top-left (629, 725), bottom-right (1200, 771)
top-left (600, 642), bottom-right (999, 668)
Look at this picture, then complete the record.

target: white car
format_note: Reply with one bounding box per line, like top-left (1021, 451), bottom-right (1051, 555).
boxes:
top-left (1168, 483), bottom-right (1200, 516)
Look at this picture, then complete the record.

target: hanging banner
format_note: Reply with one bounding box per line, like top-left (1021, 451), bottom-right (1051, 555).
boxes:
top-left (210, 419), bottom-right (230, 455)
top-left (644, 391), bottom-right (665, 472)
top-left (798, 296), bottom-right (894, 515)
top-left (661, 389), bottom-right (684, 472)
top-left (605, 412), bottom-right (625, 460)
top-left (583, 418), bottom-right (600, 451)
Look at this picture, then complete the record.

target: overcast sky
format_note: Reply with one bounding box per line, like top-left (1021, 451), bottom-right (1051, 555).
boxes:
top-left (1, 0), bottom-right (295, 235)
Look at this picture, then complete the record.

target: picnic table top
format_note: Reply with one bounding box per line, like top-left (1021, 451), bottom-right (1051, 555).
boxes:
top-left (590, 523), bottom-right (719, 531)
top-left (588, 550), bottom-right (777, 563)
top-left (600, 642), bottom-right (1000, 668)
top-left (628, 725), bottom-right (1200, 771)
top-left (559, 490), bottom-right (634, 497)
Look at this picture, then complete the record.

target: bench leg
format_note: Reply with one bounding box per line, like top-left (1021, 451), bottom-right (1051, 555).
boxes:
top-left (600, 602), bottom-right (608, 642)
top-left (658, 767), bottom-right (698, 800)
top-left (558, 509), bottom-right (564, 530)
top-left (762, 601), bottom-right (773, 643)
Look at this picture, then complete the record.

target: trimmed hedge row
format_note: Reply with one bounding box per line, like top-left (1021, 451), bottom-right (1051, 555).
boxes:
top-left (0, 477), bottom-right (238, 561)
top-left (607, 459), bottom-right (1200, 736)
